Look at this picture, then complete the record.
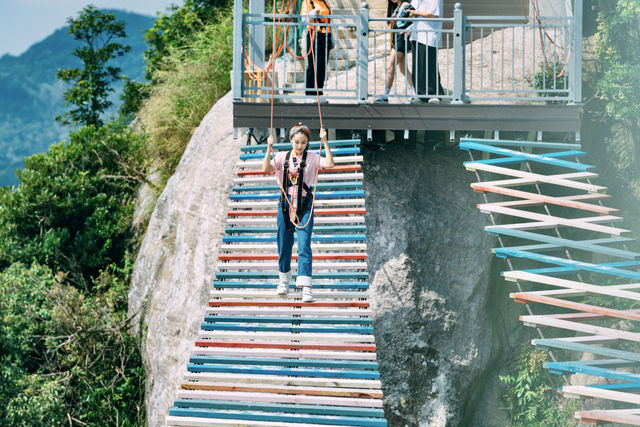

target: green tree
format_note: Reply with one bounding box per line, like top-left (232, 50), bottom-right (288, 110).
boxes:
top-left (593, 0), bottom-right (640, 172)
top-left (144, 0), bottom-right (229, 80)
top-left (56, 6), bottom-right (131, 126)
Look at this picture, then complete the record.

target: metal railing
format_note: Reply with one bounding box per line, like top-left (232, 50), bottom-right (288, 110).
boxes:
top-left (232, 1), bottom-right (582, 105)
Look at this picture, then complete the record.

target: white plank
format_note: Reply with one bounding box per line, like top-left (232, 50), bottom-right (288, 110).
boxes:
top-left (465, 163), bottom-right (604, 192)
top-left (491, 193), bottom-right (611, 208)
top-left (175, 389), bottom-right (384, 407)
top-left (197, 331), bottom-right (376, 342)
top-left (220, 243), bottom-right (368, 252)
top-left (520, 315), bottom-right (640, 342)
top-left (238, 156), bottom-right (363, 168)
top-left (216, 261), bottom-right (367, 271)
top-left (226, 216), bottom-right (366, 225)
top-left (527, 283), bottom-right (640, 298)
top-left (210, 290), bottom-right (369, 300)
top-left (479, 204), bottom-right (626, 235)
top-left (234, 173), bottom-right (364, 184)
top-left (503, 271), bottom-right (640, 302)
top-left (181, 372), bottom-right (382, 389)
top-left (166, 415), bottom-right (347, 427)
top-left (562, 385), bottom-right (640, 405)
top-left (206, 307), bottom-right (373, 317)
top-left (228, 198), bottom-right (366, 208)
top-left (191, 347), bottom-right (377, 360)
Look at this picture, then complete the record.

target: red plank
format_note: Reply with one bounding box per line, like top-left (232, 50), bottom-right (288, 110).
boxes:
top-left (228, 208), bottom-right (367, 217)
top-left (511, 293), bottom-right (640, 322)
top-left (195, 341), bottom-right (376, 351)
top-left (219, 253), bottom-right (368, 261)
top-left (209, 301), bottom-right (370, 308)
top-left (238, 165), bottom-right (362, 176)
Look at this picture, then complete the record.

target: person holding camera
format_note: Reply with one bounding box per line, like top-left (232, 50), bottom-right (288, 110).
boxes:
top-left (375, 0), bottom-right (416, 103)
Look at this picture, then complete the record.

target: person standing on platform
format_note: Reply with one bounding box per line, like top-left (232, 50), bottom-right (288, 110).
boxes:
top-left (261, 124), bottom-right (335, 302)
top-left (302, 0), bottom-right (333, 98)
top-left (408, 0), bottom-right (445, 104)
top-left (375, 0), bottom-right (416, 103)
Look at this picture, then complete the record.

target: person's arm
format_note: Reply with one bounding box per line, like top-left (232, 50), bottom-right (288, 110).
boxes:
top-left (408, 9), bottom-right (437, 18)
top-left (262, 135), bottom-right (275, 174)
top-left (319, 128), bottom-right (334, 169)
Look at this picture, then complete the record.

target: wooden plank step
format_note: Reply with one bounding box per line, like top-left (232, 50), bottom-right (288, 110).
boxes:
top-left (505, 237), bottom-right (634, 254)
top-left (209, 291), bottom-right (369, 299)
top-left (181, 372), bottom-right (382, 389)
top-left (216, 261), bottom-right (367, 271)
top-left (238, 156), bottom-right (363, 169)
top-left (202, 315), bottom-right (372, 325)
top-left (198, 323), bottom-right (374, 334)
top-left (185, 364), bottom-right (381, 380)
top-left (459, 137), bottom-right (582, 150)
top-left (230, 190), bottom-right (365, 201)
top-left (521, 260), bottom-right (640, 277)
top-left (545, 362), bottom-right (640, 383)
top-left (576, 410), bottom-right (640, 426)
top-left (222, 234), bottom-right (366, 243)
top-left (228, 199), bottom-right (366, 208)
top-left (218, 253), bottom-right (368, 261)
top-left (228, 208), bottom-right (367, 216)
top-left (197, 331), bottom-right (376, 343)
top-left (226, 216), bottom-right (366, 225)
top-left (175, 390), bottom-right (384, 408)
top-left (520, 315), bottom-right (640, 343)
top-left (195, 341), bottom-right (376, 352)
top-left (525, 283), bottom-right (640, 298)
top-left (214, 272), bottom-right (369, 280)
top-left (465, 150), bottom-right (586, 167)
top-left (532, 339), bottom-right (640, 363)
top-left (240, 147), bottom-right (361, 160)
top-left (180, 381), bottom-right (383, 398)
top-left (554, 336), bottom-right (619, 345)
top-left (206, 307), bottom-right (372, 317)
top-left (232, 182), bottom-right (363, 192)
top-left (166, 414), bottom-right (349, 427)
top-left (225, 225), bottom-right (367, 234)
top-left (239, 164), bottom-right (362, 176)
top-left (210, 290), bottom-right (369, 299)
top-left (241, 139), bottom-right (361, 152)
top-left (220, 243), bottom-right (368, 252)
top-left (191, 348), bottom-right (377, 361)
top-left (561, 385), bottom-right (640, 405)
top-left (234, 173), bottom-right (364, 184)
top-left (168, 408), bottom-right (387, 426)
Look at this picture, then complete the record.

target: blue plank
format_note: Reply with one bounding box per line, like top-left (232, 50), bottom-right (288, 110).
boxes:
top-left (489, 227), bottom-right (640, 260)
top-left (199, 323), bottom-right (374, 334)
top-left (505, 237), bottom-right (635, 253)
top-left (464, 150), bottom-right (586, 166)
top-left (169, 407), bottom-right (387, 427)
top-left (203, 315), bottom-right (372, 325)
top-left (459, 137), bottom-right (581, 150)
top-left (521, 260), bottom-right (640, 277)
top-left (189, 355), bottom-right (378, 370)
top-left (240, 146), bottom-right (361, 159)
top-left (230, 190), bottom-right (365, 200)
top-left (172, 399), bottom-right (385, 418)
top-left (222, 234), bottom-right (366, 243)
top-left (557, 359), bottom-right (635, 368)
top-left (458, 142), bottom-right (592, 170)
top-left (233, 182), bottom-right (363, 192)
top-left (215, 271), bottom-right (369, 279)
top-left (496, 249), bottom-right (640, 280)
top-left (225, 225), bottom-right (367, 233)
top-left (241, 139), bottom-right (362, 152)
top-left (545, 362), bottom-right (640, 383)
top-left (533, 339), bottom-right (640, 363)
top-left (186, 364), bottom-right (381, 379)
top-left (589, 383), bottom-right (640, 391)
top-left (212, 280), bottom-right (369, 289)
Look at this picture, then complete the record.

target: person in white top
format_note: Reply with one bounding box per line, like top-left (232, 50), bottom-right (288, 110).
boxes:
top-left (407, 0), bottom-right (445, 103)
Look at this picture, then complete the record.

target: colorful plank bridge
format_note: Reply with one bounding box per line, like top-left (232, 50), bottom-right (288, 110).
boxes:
top-left (166, 138), bottom-right (387, 427)
top-left (461, 137), bottom-right (640, 426)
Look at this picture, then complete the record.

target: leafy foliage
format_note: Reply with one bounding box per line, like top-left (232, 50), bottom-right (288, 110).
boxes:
top-left (56, 6), bottom-right (131, 126)
top-left (499, 348), bottom-right (578, 426)
top-left (138, 8), bottom-right (233, 180)
top-left (0, 123), bottom-right (145, 288)
top-left (144, 0), bottom-right (231, 80)
top-left (533, 62), bottom-right (568, 105)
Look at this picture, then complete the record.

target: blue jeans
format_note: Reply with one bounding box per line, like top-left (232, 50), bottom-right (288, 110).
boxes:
top-left (277, 196), bottom-right (314, 277)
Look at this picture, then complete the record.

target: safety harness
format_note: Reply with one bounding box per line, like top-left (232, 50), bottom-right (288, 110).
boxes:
top-left (281, 149), bottom-right (312, 223)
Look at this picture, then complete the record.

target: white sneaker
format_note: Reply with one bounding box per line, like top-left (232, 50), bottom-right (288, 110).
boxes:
top-left (302, 286), bottom-right (314, 302)
top-left (277, 271), bottom-right (292, 295)
top-left (296, 275), bottom-right (312, 288)
top-left (428, 97), bottom-right (441, 104)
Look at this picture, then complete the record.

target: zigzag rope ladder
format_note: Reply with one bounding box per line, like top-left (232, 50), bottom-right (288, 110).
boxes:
top-left (166, 138), bottom-right (387, 426)
top-left (460, 137), bottom-right (640, 426)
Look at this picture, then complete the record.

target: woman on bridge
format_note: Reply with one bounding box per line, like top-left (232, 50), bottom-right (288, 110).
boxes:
top-left (262, 124), bottom-right (334, 302)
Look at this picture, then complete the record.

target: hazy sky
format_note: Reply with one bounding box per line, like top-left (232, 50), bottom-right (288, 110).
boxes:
top-left (0, 0), bottom-right (184, 57)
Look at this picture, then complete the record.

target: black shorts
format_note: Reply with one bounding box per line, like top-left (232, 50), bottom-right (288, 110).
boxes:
top-left (391, 33), bottom-right (408, 55)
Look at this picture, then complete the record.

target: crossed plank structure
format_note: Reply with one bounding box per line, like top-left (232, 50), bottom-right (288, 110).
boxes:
top-left (166, 139), bottom-right (387, 426)
top-left (461, 137), bottom-right (640, 425)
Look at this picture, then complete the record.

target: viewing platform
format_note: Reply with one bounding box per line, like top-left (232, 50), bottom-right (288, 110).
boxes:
top-left (232, 1), bottom-right (583, 134)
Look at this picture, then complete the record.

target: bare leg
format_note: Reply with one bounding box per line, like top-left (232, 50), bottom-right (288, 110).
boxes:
top-left (396, 51), bottom-right (415, 94)
top-left (386, 48), bottom-right (397, 91)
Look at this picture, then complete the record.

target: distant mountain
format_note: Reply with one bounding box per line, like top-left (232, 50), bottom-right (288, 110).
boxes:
top-left (0, 9), bottom-right (155, 186)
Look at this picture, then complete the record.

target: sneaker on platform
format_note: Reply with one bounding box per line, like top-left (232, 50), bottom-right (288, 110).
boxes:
top-left (277, 271), bottom-right (292, 295)
top-left (374, 96), bottom-right (388, 104)
top-left (302, 286), bottom-right (314, 302)
top-left (428, 97), bottom-right (441, 104)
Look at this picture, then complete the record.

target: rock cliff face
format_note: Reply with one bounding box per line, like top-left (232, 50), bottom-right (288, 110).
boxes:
top-left (129, 95), bottom-right (527, 426)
